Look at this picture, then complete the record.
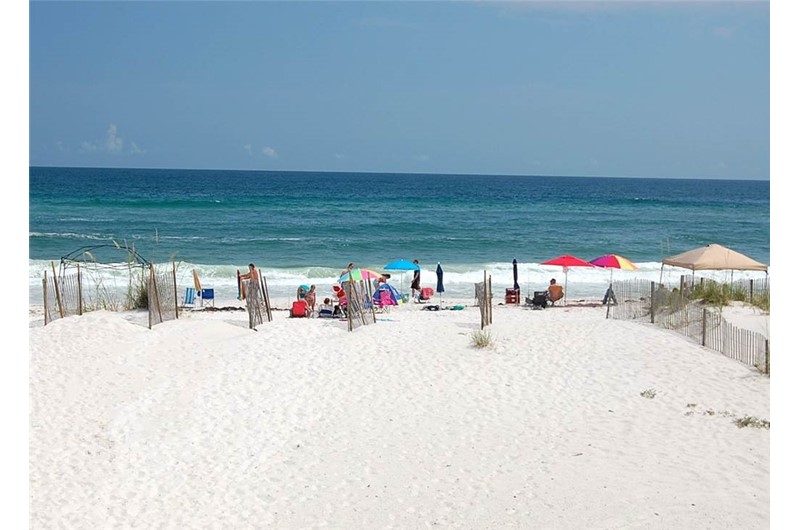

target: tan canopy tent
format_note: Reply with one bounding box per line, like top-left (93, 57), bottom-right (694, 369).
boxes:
top-left (660, 243), bottom-right (768, 284)
top-left (662, 243), bottom-right (768, 272)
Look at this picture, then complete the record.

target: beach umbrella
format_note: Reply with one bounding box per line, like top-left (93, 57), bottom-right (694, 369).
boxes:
top-left (338, 267), bottom-right (383, 284)
top-left (590, 254), bottom-right (638, 281)
top-left (541, 255), bottom-right (596, 303)
top-left (512, 258), bottom-right (519, 291)
top-left (384, 259), bottom-right (420, 272)
top-left (435, 263), bottom-right (445, 304)
top-left (384, 259), bottom-right (420, 297)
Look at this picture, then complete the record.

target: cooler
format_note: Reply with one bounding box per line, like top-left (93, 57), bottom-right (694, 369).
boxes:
top-left (505, 288), bottom-right (520, 304)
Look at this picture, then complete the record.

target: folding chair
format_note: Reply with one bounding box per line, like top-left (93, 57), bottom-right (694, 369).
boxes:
top-left (200, 288), bottom-right (215, 307)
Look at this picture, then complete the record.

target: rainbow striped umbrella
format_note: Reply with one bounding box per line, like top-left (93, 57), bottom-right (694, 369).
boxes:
top-left (590, 254), bottom-right (637, 270)
top-left (590, 254), bottom-right (637, 281)
top-left (338, 268), bottom-right (383, 284)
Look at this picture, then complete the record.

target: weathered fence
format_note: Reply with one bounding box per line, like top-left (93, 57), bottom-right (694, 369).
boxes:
top-left (608, 278), bottom-right (770, 374)
top-left (43, 264), bottom-right (83, 325)
top-left (243, 271), bottom-right (274, 330)
top-left (42, 259), bottom-right (190, 329)
top-left (147, 263), bottom-right (178, 329)
top-left (341, 276), bottom-right (376, 331)
top-left (475, 272), bottom-right (493, 330)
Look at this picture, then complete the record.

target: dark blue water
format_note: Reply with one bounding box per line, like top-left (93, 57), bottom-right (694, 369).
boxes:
top-left (29, 166), bottom-right (769, 266)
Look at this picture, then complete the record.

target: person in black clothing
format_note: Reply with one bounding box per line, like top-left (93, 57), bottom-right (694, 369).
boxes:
top-left (410, 259), bottom-right (421, 299)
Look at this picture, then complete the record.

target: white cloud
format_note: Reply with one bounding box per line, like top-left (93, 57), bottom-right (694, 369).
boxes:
top-left (244, 144), bottom-right (253, 155)
top-left (78, 123), bottom-right (141, 156)
top-left (105, 123), bottom-right (123, 153)
top-left (335, 153), bottom-right (346, 160)
top-left (79, 141), bottom-right (98, 153)
top-left (262, 146), bottom-right (278, 158)
top-left (56, 141), bottom-right (68, 153)
top-left (412, 154), bottom-right (430, 162)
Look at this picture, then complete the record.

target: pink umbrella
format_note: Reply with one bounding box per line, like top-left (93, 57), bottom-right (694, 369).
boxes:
top-left (541, 255), bottom-right (596, 303)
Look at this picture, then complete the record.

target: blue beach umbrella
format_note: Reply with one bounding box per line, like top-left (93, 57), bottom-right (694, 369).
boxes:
top-left (385, 259), bottom-right (420, 298)
top-left (436, 263), bottom-right (445, 303)
top-left (384, 259), bottom-right (420, 271)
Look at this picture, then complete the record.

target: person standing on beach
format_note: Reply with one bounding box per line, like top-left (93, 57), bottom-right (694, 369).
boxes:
top-left (340, 262), bottom-right (355, 279)
top-left (239, 263), bottom-right (259, 299)
top-left (411, 260), bottom-right (421, 299)
top-left (305, 285), bottom-right (317, 315)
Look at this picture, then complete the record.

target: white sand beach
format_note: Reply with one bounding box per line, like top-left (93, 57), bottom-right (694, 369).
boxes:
top-left (28, 298), bottom-right (770, 528)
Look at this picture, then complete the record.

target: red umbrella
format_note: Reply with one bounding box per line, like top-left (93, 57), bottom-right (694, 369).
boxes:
top-left (541, 255), bottom-right (596, 302)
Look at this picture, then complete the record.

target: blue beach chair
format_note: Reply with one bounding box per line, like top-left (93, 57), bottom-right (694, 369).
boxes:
top-left (182, 287), bottom-right (196, 308)
top-left (200, 288), bottom-right (215, 307)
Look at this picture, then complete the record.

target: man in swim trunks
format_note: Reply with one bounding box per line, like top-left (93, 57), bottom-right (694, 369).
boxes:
top-left (240, 263), bottom-right (259, 298)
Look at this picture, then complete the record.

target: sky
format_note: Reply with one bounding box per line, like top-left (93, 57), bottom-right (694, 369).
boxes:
top-left (26, 0), bottom-right (770, 180)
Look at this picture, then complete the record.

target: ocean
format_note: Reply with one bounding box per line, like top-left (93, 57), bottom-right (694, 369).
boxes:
top-left (29, 167), bottom-right (770, 304)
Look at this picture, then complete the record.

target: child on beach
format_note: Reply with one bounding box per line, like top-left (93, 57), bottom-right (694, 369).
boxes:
top-left (305, 285), bottom-right (317, 315)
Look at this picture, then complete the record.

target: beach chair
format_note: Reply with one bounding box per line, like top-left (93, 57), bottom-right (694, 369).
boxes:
top-left (200, 288), bottom-right (215, 307)
top-left (377, 289), bottom-right (395, 309)
top-left (291, 300), bottom-right (308, 318)
top-left (182, 287), bottom-right (196, 308)
top-left (417, 286), bottom-right (434, 303)
top-left (525, 291), bottom-right (548, 310)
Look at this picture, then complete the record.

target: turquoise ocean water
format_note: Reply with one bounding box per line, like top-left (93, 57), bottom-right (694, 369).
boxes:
top-left (29, 167), bottom-right (770, 303)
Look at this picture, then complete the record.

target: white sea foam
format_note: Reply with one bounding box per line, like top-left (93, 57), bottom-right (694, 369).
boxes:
top-left (29, 258), bottom-right (770, 305)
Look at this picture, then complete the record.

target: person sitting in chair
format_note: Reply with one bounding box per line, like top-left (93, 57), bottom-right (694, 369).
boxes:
top-left (546, 278), bottom-right (564, 305)
top-left (318, 297), bottom-right (335, 318)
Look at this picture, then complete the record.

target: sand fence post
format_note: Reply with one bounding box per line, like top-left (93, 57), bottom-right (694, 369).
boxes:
top-left (51, 261), bottom-right (64, 319)
top-left (43, 274), bottom-right (49, 325)
top-left (76, 263), bottom-right (83, 315)
top-left (148, 264), bottom-right (163, 330)
top-left (488, 274), bottom-right (493, 324)
top-left (765, 339), bottom-right (770, 375)
top-left (172, 262), bottom-right (179, 320)
top-left (702, 308), bottom-right (708, 347)
top-left (649, 281), bottom-right (655, 324)
top-left (259, 271), bottom-right (272, 322)
top-left (481, 270), bottom-right (487, 330)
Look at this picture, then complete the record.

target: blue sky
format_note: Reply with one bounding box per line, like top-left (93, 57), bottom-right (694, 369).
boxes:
top-left (28, 1), bottom-right (769, 179)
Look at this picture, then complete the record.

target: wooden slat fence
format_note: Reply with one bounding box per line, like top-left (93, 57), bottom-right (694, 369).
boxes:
top-left (608, 279), bottom-right (770, 375)
top-left (42, 267), bottom-right (83, 325)
top-left (147, 264), bottom-right (178, 329)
